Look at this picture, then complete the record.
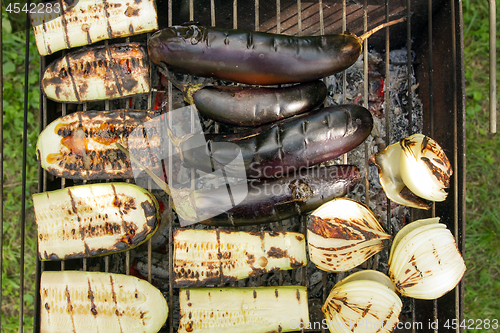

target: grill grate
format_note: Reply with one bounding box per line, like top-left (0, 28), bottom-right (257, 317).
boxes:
top-left (0, 0), bottom-right (471, 332)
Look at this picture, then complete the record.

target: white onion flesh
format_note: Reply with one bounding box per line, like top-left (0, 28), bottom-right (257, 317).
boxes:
top-left (322, 270), bottom-right (402, 333)
top-left (399, 134), bottom-right (452, 201)
top-left (307, 199), bottom-right (391, 272)
top-left (388, 217), bottom-right (466, 299)
top-left (372, 133), bottom-right (452, 208)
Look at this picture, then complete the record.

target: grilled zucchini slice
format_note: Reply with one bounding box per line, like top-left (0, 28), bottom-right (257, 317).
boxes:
top-left (179, 286), bottom-right (310, 333)
top-left (174, 229), bottom-right (307, 287)
top-left (40, 271), bottom-right (168, 333)
top-left (42, 44), bottom-right (150, 102)
top-left (30, 0), bottom-right (158, 56)
top-left (36, 110), bottom-right (161, 180)
top-left (33, 183), bottom-right (159, 260)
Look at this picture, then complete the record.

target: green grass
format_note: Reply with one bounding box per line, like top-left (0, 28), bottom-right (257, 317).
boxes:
top-left (463, 0), bottom-right (500, 330)
top-left (1, 11), bottom-right (39, 332)
top-left (1, 0), bottom-right (499, 332)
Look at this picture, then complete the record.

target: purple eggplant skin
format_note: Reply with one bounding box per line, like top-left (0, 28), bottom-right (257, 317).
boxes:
top-left (179, 104), bottom-right (373, 179)
top-left (148, 25), bottom-right (361, 85)
top-left (198, 165), bottom-right (360, 226)
top-left (193, 81), bottom-right (327, 127)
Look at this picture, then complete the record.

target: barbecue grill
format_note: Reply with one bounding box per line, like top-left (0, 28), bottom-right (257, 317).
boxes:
top-left (0, 0), bottom-right (482, 331)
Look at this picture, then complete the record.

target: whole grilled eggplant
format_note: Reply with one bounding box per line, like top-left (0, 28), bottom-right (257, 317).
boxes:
top-left (176, 104), bottom-right (373, 179)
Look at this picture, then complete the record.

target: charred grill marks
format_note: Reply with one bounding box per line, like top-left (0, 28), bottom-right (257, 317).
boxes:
top-left (63, 54), bottom-right (81, 102)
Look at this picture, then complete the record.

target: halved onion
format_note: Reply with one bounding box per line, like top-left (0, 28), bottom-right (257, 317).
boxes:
top-left (322, 270), bottom-right (402, 333)
top-left (388, 217), bottom-right (466, 299)
top-left (399, 134), bottom-right (452, 201)
top-left (371, 133), bottom-right (452, 208)
top-left (307, 198), bottom-right (391, 272)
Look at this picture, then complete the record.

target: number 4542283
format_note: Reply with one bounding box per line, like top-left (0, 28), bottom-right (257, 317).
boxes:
top-left (444, 319), bottom-right (498, 330)
top-left (5, 2), bottom-right (61, 14)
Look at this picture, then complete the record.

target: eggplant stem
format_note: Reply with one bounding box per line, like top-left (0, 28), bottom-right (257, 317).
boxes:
top-left (166, 71), bottom-right (205, 104)
top-left (358, 17), bottom-right (406, 41)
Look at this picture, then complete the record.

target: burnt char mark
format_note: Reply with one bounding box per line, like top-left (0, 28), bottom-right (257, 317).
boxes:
top-left (88, 278), bottom-right (98, 316)
top-left (216, 229), bottom-right (224, 285)
top-left (246, 254), bottom-right (256, 265)
top-left (109, 275), bottom-right (124, 331)
top-left (175, 275), bottom-right (227, 288)
top-left (140, 200), bottom-right (156, 221)
top-left (308, 215), bottom-right (380, 241)
top-left (361, 303), bottom-right (372, 318)
top-left (124, 6), bottom-right (141, 17)
top-left (58, 5), bottom-right (71, 49)
top-left (63, 55), bottom-right (81, 102)
top-left (249, 230), bottom-right (265, 240)
top-left (421, 135), bottom-right (430, 154)
top-left (102, 0), bottom-right (114, 39)
top-left (290, 258), bottom-right (305, 269)
top-left (399, 187), bottom-right (432, 209)
top-left (421, 156), bottom-right (451, 187)
top-left (121, 77), bottom-right (139, 92)
top-left (296, 289), bottom-right (301, 303)
top-left (111, 184), bottom-right (128, 235)
top-left (65, 285), bottom-right (77, 333)
top-left (267, 247), bottom-right (287, 258)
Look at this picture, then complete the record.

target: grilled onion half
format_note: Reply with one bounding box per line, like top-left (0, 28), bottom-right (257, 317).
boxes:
top-left (307, 198), bottom-right (391, 272)
top-left (322, 270), bottom-right (402, 333)
top-left (388, 217), bottom-right (466, 299)
top-left (371, 134), bottom-right (452, 209)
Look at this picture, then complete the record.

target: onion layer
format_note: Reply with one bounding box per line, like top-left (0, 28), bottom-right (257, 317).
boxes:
top-left (322, 270), bottom-right (402, 333)
top-left (307, 198), bottom-right (390, 272)
top-left (388, 217), bottom-right (466, 299)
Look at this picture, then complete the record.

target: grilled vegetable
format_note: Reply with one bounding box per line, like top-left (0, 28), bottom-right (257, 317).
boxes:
top-left (371, 134), bottom-right (452, 208)
top-left (117, 142), bottom-right (361, 226)
top-left (30, 0), bottom-right (158, 56)
top-left (42, 44), bottom-right (150, 103)
top-left (37, 110), bottom-right (161, 180)
top-left (322, 270), bottom-right (402, 333)
top-left (174, 229), bottom-right (307, 287)
top-left (178, 286), bottom-right (309, 333)
top-left (399, 134), bottom-right (453, 201)
top-left (194, 165), bottom-right (360, 226)
top-left (148, 19), bottom-right (404, 85)
top-left (174, 105), bottom-right (373, 179)
top-left (40, 271), bottom-right (168, 333)
top-left (174, 79), bottom-right (328, 126)
top-left (33, 183), bottom-right (159, 261)
top-left (388, 217), bottom-right (466, 299)
top-left (307, 198), bottom-right (391, 272)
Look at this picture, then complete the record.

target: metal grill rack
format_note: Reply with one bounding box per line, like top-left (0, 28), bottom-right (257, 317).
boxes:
top-left (0, 0), bottom-right (480, 332)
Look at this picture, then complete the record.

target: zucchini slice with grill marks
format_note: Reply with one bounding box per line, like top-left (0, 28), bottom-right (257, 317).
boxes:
top-left (30, 0), bottom-right (158, 56)
top-left (174, 229), bottom-right (307, 287)
top-left (179, 286), bottom-right (309, 333)
top-left (42, 43), bottom-right (150, 102)
top-left (36, 110), bottom-right (161, 180)
top-left (40, 271), bottom-right (168, 333)
top-left (33, 183), bottom-right (159, 260)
